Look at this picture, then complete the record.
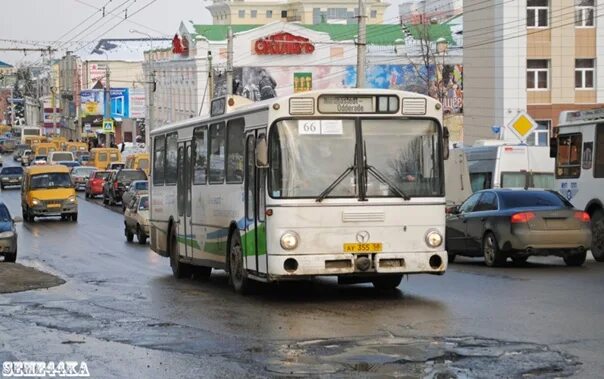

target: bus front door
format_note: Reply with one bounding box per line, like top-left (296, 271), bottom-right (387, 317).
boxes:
top-left (177, 142), bottom-right (193, 261)
top-left (244, 131), bottom-right (268, 274)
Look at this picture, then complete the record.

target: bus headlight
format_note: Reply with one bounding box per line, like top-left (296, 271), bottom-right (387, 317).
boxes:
top-left (425, 230), bottom-right (443, 248)
top-left (280, 231), bottom-right (299, 250)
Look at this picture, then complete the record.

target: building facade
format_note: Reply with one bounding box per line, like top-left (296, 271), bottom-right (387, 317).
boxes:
top-left (465, 0), bottom-right (604, 146)
top-left (207, 0), bottom-right (390, 25)
top-left (399, 0), bottom-right (463, 24)
top-left (145, 21), bottom-right (463, 139)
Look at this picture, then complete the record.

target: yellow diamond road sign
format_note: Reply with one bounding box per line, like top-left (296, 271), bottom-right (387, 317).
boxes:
top-left (508, 112), bottom-right (537, 141)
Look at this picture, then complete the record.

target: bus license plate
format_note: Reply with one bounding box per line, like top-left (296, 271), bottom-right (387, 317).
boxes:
top-left (343, 243), bottom-right (383, 253)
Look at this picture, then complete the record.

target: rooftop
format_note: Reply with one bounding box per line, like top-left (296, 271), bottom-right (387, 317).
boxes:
top-left (0, 61), bottom-right (13, 68)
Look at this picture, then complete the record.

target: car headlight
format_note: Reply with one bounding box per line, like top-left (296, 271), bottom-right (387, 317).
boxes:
top-left (0, 231), bottom-right (15, 238)
top-left (280, 231), bottom-right (300, 250)
top-left (67, 196), bottom-right (77, 203)
top-left (17, 177), bottom-right (22, 180)
top-left (2, 177), bottom-right (8, 180)
top-left (425, 230), bottom-right (443, 248)
top-left (32, 198), bottom-right (40, 206)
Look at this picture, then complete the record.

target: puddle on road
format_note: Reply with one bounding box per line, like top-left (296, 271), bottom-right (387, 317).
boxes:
top-left (267, 336), bottom-right (580, 378)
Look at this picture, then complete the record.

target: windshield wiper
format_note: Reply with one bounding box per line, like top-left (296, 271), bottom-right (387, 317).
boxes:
top-left (315, 166), bottom-right (355, 203)
top-left (366, 165), bottom-right (411, 201)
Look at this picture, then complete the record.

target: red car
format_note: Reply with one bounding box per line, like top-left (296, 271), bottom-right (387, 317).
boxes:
top-left (85, 170), bottom-right (111, 198)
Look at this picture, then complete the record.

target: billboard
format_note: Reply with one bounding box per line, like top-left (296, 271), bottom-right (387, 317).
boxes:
top-left (80, 88), bottom-right (130, 118)
top-left (110, 88), bottom-right (129, 119)
top-left (129, 88), bottom-right (146, 118)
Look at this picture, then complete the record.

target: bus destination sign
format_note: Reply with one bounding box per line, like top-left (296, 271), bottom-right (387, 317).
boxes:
top-left (318, 95), bottom-right (373, 113)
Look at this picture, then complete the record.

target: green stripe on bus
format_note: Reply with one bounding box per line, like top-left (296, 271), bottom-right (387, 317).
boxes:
top-left (243, 223), bottom-right (267, 257)
top-left (176, 236), bottom-right (201, 250)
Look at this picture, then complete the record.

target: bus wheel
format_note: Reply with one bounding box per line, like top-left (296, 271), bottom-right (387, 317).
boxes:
top-left (371, 274), bottom-right (403, 290)
top-left (228, 231), bottom-right (250, 294)
top-left (591, 210), bottom-right (604, 262)
top-left (170, 232), bottom-right (190, 279)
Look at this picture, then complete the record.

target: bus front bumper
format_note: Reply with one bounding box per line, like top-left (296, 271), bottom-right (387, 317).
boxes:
top-left (266, 251), bottom-right (447, 278)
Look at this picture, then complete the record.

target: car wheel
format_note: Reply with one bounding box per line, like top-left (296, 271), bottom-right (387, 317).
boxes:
top-left (511, 256), bottom-right (529, 265)
top-left (85, 190), bottom-right (90, 199)
top-left (4, 251), bottom-right (16, 262)
top-left (591, 209), bottom-right (604, 262)
top-left (71, 214), bottom-right (78, 222)
top-left (60, 214), bottom-right (67, 221)
top-left (125, 225), bottom-right (134, 242)
top-left (136, 225), bottom-right (147, 245)
top-left (371, 274), bottom-right (403, 290)
top-left (563, 250), bottom-right (587, 267)
top-left (169, 229), bottom-right (190, 279)
top-left (483, 232), bottom-right (506, 267)
top-left (1, 184), bottom-right (4, 190)
top-left (228, 230), bottom-right (250, 294)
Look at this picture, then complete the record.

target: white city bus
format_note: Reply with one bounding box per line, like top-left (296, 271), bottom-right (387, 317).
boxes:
top-left (18, 125), bottom-right (42, 143)
top-left (553, 108), bottom-right (604, 261)
top-left (149, 89), bottom-right (450, 292)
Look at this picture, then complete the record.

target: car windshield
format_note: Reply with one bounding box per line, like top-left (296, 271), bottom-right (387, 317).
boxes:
top-left (119, 170), bottom-right (146, 181)
top-left (0, 204), bottom-right (11, 222)
top-left (52, 153), bottom-right (73, 161)
top-left (1, 167), bottom-right (23, 175)
top-left (73, 167), bottom-right (96, 176)
top-left (269, 118), bottom-right (442, 199)
top-left (499, 191), bottom-right (572, 209)
top-left (134, 181), bottom-right (148, 190)
top-left (139, 196), bottom-right (149, 210)
top-left (95, 171), bottom-right (110, 179)
top-left (30, 173), bottom-right (72, 189)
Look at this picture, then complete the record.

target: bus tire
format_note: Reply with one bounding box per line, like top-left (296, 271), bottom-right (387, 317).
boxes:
top-left (228, 230), bottom-right (250, 294)
top-left (591, 209), bottom-right (604, 262)
top-left (169, 231), bottom-right (190, 279)
top-left (371, 274), bottom-right (403, 290)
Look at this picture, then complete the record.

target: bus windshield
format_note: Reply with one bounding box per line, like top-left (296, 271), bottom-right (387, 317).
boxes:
top-left (269, 118), bottom-right (443, 199)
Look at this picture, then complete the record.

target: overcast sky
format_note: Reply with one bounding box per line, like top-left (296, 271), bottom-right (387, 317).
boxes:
top-left (0, 0), bottom-right (401, 66)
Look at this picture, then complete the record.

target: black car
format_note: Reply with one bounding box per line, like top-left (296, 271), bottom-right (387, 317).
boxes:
top-left (103, 169), bottom-right (147, 205)
top-left (446, 189), bottom-right (592, 267)
top-left (0, 166), bottom-right (24, 189)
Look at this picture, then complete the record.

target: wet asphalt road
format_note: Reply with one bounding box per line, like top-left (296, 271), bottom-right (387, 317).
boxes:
top-left (0, 157), bottom-right (603, 378)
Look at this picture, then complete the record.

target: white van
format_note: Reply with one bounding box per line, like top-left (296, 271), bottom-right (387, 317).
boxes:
top-left (444, 149), bottom-right (472, 206)
top-left (48, 151), bottom-right (75, 165)
top-left (463, 141), bottom-right (555, 192)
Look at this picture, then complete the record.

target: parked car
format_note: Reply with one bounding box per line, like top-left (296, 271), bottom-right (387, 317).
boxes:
top-left (103, 169), bottom-right (147, 206)
top-left (124, 194), bottom-right (149, 244)
top-left (32, 155), bottom-right (48, 165)
top-left (57, 160), bottom-right (80, 169)
top-left (121, 180), bottom-right (148, 212)
top-left (0, 166), bottom-right (24, 189)
top-left (71, 166), bottom-right (96, 191)
top-left (446, 189), bottom-right (592, 267)
top-left (85, 170), bottom-right (111, 198)
top-left (0, 201), bottom-right (18, 262)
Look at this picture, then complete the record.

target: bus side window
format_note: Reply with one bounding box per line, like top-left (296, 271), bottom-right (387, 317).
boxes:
top-left (165, 133), bottom-right (178, 185)
top-left (595, 124), bottom-right (604, 178)
top-left (226, 118), bottom-right (245, 184)
top-left (153, 135), bottom-right (166, 185)
top-left (209, 122), bottom-right (226, 184)
top-left (193, 126), bottom-right (208, 185)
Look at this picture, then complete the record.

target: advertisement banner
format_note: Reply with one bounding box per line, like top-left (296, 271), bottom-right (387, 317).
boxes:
top-left (293, 72), bottom-right (312, 93)
top-left (129, 88), bottom-right (146, 119)
top-left (110, 88), bottom-right (129, 119)
top-left (80, 90), bottom-right (104, 117)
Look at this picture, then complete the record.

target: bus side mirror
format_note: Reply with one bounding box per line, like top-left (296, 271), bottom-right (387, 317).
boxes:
top-left (443, 127), bottom-right (450, 160)
top-left (256, 135), bottom-right (269, 168)
top-left (549, 137), bottom-right (558, 158)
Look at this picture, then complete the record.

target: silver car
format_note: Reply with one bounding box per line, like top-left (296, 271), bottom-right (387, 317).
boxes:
top-left (71, 166), bottom-right (96, 191)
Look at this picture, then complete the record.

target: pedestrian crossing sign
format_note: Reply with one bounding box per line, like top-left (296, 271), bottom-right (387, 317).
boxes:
top-left (102, 119), bottom-right (114, 134)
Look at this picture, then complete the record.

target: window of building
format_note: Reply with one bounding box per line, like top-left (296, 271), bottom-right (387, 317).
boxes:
top-left (238, 10), bottom-right (245, 18)
top-left (556, 133), bottom-right (582, 178)
top-left (251, 10), bottom-right (257, 18)
top-left (266, 9), bottom-right (273, 18)
top-left (595, 124), bottom-right (604, 178)
top-left (576, 0), bottom-right (595, 27)
top-left (153, 135), bottom-right (165, 185)
top-left (281, 10), bottom-right (287, 18)
top-left (527, 0), bottom-right (549, 27)
top-left (527, 59), bottom-right (549, 89)
top-left (327, 8), bottom-right (348, 20)
top-left (527, 120), bottom-right (551, 146)
top-left (370, 10), bottom-right (377, 18)
top-left (209, 123), bottom-right (225, 184)
top-left (226, 119), bottom-right (245, 183)
top-left (575, 59), bottom-right (595, 89)
top-left (193, 126), bottom-right (208, 185)
top-left (165, 133), bottom-right (178, 185)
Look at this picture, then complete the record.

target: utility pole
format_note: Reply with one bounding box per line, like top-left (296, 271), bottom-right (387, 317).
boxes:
top-left (50, 47), bottom-right (58, 137)
top-left (356, 0), bottom-right (367, 88)
top-left (147, 69), bottom-right (155, 153)
top-left (226, 27), bottom-right (234, 96)
top-left (104, 64), bottom-right (112, 146)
